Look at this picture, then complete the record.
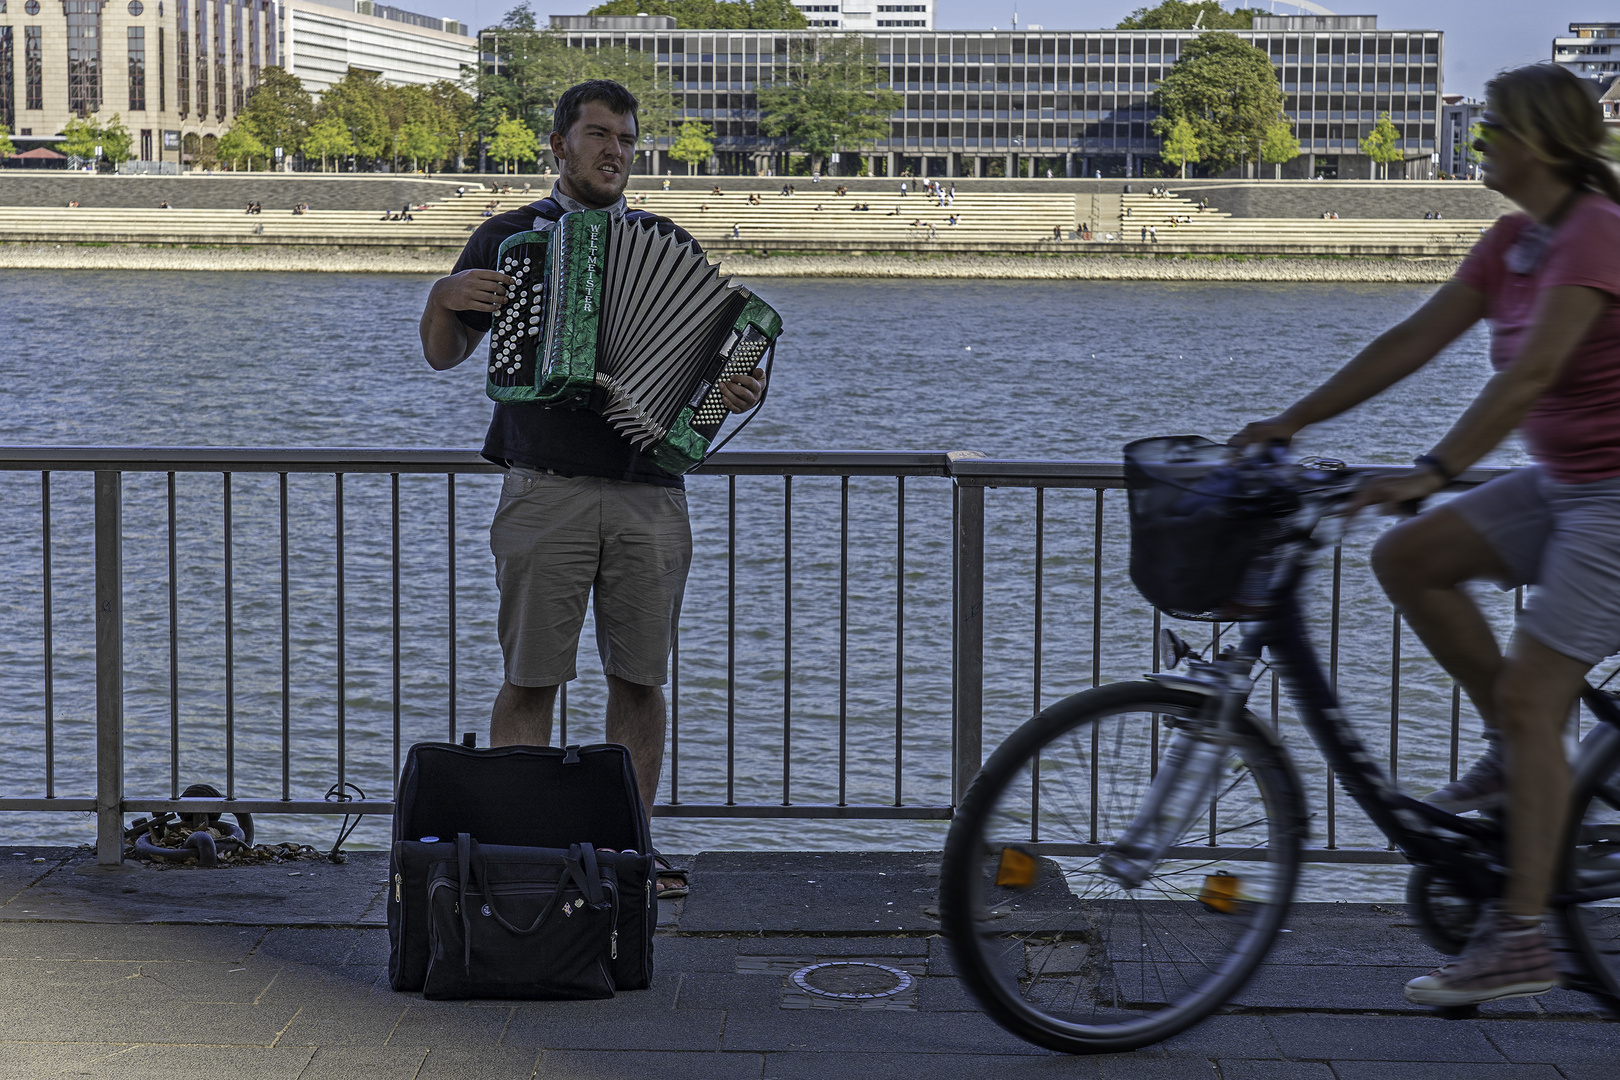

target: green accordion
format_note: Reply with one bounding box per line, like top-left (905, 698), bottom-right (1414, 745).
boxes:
top-left (485, 209), bottom-right (783, 475)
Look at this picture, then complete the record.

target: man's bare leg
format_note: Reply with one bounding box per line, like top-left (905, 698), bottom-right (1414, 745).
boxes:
top-left (490, 681), bottom-right (558, 746)
top-left (1372, 507), bottom-right (1513, 726)
top-left (604, 674), bottom-right (666, 821)
top-left (1495, 634), bottom-right (1587, 917)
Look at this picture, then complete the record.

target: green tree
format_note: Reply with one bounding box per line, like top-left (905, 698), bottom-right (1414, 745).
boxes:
top-left (60, 117), bottom-right (99, 163)
top-left (318, 69), bottom-right (391, 161)
top-left (1359, 111), bottom-right (1403, 179)
top-left (216, 125), bottom-right (267, 171)
top-left (473, 5), bottom-right (675, 171)
top-left (666, 119), bottom-right (714, 174)
top-left (1161, 115), bottom-right (1200, 178)
top-left (489, 112), bottom-right (542, 172)
top-left (398, 120), bottom-right (451, 172)
top-left (1117, 0), bottom-right (1267, 30)
top-left (1258, 118), bottom-right (1299, 179)
top-left (238, 66), bottom-right (315, 162)
top-left (587, 0), bottom-right (806, 28)
top-left (0, 123), bottom-right (14, 158)
top-left (756, 34), bottom-right (903, 176)
top-left (303, 115), bottom-right (356, 172)
top-left (97, 115), bottom-right (134, 167)
top-left (1149, 31), bottom-right (1287, 175)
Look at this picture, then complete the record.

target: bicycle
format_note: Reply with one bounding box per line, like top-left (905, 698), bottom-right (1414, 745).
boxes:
top-left (938, 435), bottom-right (1620, 1054)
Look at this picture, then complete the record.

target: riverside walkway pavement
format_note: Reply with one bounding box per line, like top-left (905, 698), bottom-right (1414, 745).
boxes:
top-left (0, 847), bottom-right (1614, 1080)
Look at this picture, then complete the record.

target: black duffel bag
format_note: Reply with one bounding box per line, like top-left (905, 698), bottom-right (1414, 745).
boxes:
top-left (388, 742), bottom-right (654, 994)
top-left (423, 834), bottom-right (618, 1001)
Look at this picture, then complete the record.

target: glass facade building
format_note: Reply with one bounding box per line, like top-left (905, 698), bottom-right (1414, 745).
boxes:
top-left (543, 14), bottom-right (1442, 179)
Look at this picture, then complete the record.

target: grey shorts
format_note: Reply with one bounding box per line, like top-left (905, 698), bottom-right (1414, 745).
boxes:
top-left (1446, 465), bottom-right (1620, 666)
top-left (490, 467), bottom-right (692, 687)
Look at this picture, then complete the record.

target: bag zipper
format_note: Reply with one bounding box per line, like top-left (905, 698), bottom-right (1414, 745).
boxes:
top-left (394, 872), bottom-right (402, 904)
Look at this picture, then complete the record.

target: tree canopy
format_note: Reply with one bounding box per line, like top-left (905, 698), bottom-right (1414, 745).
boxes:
top-left (61, 114), bottom-right (132, 166)
top-left (475, 4), bottom-right (675, 168)
top-left (1150, 31), bottom-right (1287, 174)
top-left (667, 120), bottom-right (714, 173)
top-left (586, 0), bottom-right (806, 29)
top-left (1118, 0), bottom-right (1267, 30)
top-left (237, 66), bottom-right (315, 157)
top-left (303, 115), bottom-right (356, 171)
top-left (216, 125), bottom-right (267, 170)
top-left (0, 124), bottom-right (16, 159)
top-left (756, 34), bottom-right (902, 174)
top-left (1359, 112), bottom-right (1402, 178)
top-left (489, 112), bottom-right (543, 171)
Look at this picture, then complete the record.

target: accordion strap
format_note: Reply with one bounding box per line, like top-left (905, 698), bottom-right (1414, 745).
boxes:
top-left (698, 336), bottom-right (778, 467)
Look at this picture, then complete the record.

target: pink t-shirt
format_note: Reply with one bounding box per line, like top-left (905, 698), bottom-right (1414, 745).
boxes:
top-left (1455, 192), bottom-right (1620, 482)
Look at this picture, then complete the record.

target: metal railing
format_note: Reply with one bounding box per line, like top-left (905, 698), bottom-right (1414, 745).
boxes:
top-left (0, 447), bottom-right (1524, 866)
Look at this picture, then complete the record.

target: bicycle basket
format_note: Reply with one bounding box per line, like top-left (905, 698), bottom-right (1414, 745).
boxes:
top-left (1124, 435), bottom-right (1300, 621)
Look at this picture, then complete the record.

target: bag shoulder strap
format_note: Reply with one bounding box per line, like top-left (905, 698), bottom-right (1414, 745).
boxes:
top-left (456, 833), bottom-right (473, 971)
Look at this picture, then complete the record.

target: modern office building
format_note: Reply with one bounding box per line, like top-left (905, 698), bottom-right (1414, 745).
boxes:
top-left (542, 13), bottom-right (1442, 179)
top-left (0, 0), bottom-right (279, 165)
top-left (1438, 93), bottom-right (1482, 179)
top-left (283, 0), bottom-right (475, 97)
top-left (1552, 21), bottom-right (1619, 85)
top-left (790, 0), bottom-right (934, 31)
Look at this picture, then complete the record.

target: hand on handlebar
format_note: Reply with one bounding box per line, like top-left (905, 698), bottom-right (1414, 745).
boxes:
top-left (1229, 416), bottom-right (1302, 449)
top-left (1345, 466), bottom-right (1447, 517)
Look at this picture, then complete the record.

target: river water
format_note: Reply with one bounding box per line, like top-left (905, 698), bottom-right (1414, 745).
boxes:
top-left (0, 269), bottom-right (1533, 898)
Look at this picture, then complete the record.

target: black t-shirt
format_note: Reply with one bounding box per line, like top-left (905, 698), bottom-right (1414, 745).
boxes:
top-left (451, 196), bottom-right (703, 488)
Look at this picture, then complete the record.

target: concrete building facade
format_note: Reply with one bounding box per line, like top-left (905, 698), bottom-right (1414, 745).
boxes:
top-left (545, 13), bottom-right (1442, 180)
top-left (1438, 93), bottom-right (1482, 180)
top-left (0, 0), bottom-right (278, 165)
top-left (1553, 21), bottom-right (1619, 86)
top-left (284, 0), bottom-right (474, 98)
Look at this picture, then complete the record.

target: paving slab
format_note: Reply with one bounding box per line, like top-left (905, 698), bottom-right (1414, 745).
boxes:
top-left (0, 847), bottom-right (1612, 1076)
top-left (0, 851), bottom-right (390, 926)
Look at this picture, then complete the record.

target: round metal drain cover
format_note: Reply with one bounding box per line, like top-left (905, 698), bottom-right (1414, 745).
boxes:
top-left (790, 961), bottom-right (913, 1001)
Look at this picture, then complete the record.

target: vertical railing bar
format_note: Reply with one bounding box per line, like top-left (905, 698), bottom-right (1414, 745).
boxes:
top-left (1271, 670), bottom-right (1280, 730)
top-left (894, 475), bottom-right (904, 807)
top-left (1031, 487), bottom-right (1044, 839)
top-left (280, 472), bottom-right (290, 802)
top-left (335, 472), bottom-right (346, 795)
top-left (1328, 542), bottom-right (1342, 849)
top-left (670, 624), bottom-right (680, 804)
top-left (447, 473), bottom-right (457, 742)
top-left (168, 471), bottom-right (179, 801)
top-left (839, 474), bottom-right (848, 808)
top-left (1089, 490), bottom-right (1103, 844)
top-left (727, 475), bottom-right (736, 806)
top-left (782, 474), bottom-right (792, 806)
top-left (94, 472), bottom-right (124, 865)
top-left (224, 472), bottom-right (235, 801)
top-left (1449, 682), bottom-right (1461, 783)
top-left (1389, 607), bottom-right (1400, 785)
top-left (559, 683), bottom-right (568, 747)
top-left (43, 472), bottom-right (56, 801)
top-left (391, 473), bottom-right (401, 786)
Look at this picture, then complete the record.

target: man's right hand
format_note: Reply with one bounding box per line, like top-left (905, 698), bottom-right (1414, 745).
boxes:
top-left (1229, 415), bottom-right (1303, 449)
top-left (430, 269), bottom-right (517, 314)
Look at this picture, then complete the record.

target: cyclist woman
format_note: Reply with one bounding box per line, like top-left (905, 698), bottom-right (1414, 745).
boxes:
top-left (1236, 64), bottom-right (1620, 1007)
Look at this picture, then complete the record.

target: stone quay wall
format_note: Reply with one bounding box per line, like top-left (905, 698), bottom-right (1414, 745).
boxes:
top-left (0, 173), bottom-right (469, 210)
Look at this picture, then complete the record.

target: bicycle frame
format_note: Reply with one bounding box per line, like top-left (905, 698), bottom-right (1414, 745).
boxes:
top-left (1199, 548), bottom-right (1620, 910)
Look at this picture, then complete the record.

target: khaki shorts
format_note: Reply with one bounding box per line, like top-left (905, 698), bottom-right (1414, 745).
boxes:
top-left (490, 466), bottom-right (692, 686)
top-left (1446, 465), bottom-right (1620, 666)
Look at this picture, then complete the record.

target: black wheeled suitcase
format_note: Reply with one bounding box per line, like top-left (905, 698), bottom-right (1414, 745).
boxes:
top-left (386, 742), bottom-right (655, 995)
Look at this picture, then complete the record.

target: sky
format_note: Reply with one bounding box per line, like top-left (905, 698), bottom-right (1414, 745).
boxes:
top-left (411, 0), bottom-right (1591, 101)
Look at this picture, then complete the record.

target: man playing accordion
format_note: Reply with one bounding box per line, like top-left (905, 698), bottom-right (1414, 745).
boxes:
top-left (419, 80), bottom-right (766, 899)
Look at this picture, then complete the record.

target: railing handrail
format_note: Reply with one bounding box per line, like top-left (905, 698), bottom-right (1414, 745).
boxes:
top-left (0, 445), bottom-right (1517, 485)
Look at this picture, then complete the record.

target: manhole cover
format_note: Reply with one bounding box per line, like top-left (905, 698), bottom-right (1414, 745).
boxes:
top-left (790, 961), bottom-right (914, 1001)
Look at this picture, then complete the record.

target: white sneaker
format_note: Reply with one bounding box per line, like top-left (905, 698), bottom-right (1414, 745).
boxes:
top-left (1424, 741), bottom-right (1504, 814)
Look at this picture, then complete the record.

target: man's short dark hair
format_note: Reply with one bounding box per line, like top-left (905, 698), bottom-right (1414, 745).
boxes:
top-left (552, 80), bottom-right (639, 137)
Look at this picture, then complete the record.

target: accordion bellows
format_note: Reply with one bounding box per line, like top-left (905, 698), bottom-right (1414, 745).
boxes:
top-left (485, 209), bottom-right (783, 475)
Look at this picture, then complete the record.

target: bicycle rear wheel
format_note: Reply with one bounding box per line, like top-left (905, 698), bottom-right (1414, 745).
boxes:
top-left (1557, 721), bottom-right (1620, 1009)
top-left (939, 681), bottom-right (1305, 1054)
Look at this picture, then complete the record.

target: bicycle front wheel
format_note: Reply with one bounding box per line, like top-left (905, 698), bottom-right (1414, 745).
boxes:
top-left (1557, 721), bottom-right (1620, 1011)
top-left (939, 681), bottom-right (1305, 1054)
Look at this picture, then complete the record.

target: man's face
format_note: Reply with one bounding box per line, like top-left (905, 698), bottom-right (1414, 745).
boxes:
top-left (551, 100), bottom-right (637, 207)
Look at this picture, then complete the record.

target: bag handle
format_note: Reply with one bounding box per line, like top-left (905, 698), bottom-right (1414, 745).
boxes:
top-left (474, 841), bottom-right (602, 937)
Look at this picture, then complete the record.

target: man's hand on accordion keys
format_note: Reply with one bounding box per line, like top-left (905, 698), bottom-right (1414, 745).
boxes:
top-left (432, 269), bottom-right (519, 314)
top-left (718, 367), bottom-right (767, 413)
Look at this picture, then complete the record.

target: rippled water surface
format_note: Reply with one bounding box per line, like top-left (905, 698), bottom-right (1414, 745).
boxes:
top-left (0, 269), bottom-right (1530, 898)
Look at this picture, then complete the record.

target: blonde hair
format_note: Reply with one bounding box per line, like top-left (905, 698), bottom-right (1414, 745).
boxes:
top-left (1486, 63), bottom-right (1620, 204)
